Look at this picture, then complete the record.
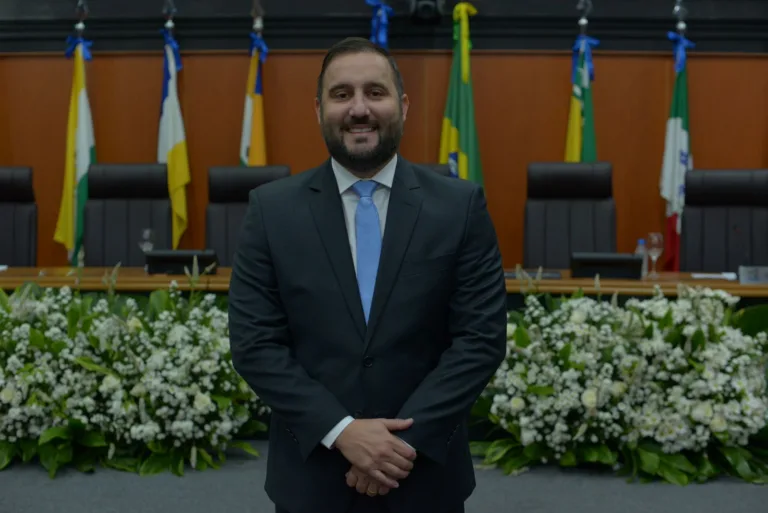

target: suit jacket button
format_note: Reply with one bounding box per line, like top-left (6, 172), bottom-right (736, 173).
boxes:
top-left (363, 356), bottom-right (374, 367)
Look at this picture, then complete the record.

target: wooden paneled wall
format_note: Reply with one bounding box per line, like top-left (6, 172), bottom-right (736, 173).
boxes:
top-left (2, 50), bottom-right (767, 268)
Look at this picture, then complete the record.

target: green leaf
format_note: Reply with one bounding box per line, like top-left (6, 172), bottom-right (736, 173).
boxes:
top-left (469, 441), bottom-right (492, 458)
top-left (37, 443), bottom-right (60, 478)
top-left (171, 451), bottom-right (185, 477)
top-left (28, 328), bottom-right (46, 351)
top-left (67, 303), bottom-right (81, 338)
top-left (198, 448), bottom-right (219, 470)
top-left (470, 395), bottom-right (492, 419)
top-left (582, 446), bottom-right (600, 463)
top-left (18, 439), bottom-right (37, 463)
top-left (56, 442), bottom-right (73, 465)
top-left (558, 344), bottom-right (572, 366)
top-left (513, 326), bottom-right (531, 348)
top-left (0, 287), bottom-right (10, 313)
top-left (0, 441), bottom-right (16, 470)
top-left (690, 328), bottom-right (706, 353)
top-left (719, 446), bottom-right (756, 482)
top-left (522, 443), bottom-right (545, 461)
top-left (658, 309), bottom-right (674, 330)
top-left (507, 310), bottom-right (526, 327)
top-left (735, 304), bottom-right (768, 336)
top-left (139, 453), bottom-right (171, 476)
top-left (102, 456), bottom-right (139, 473)
top-left (148, 290), bottom-right (171, 318)
top-left (211, 395), bottom-right (232, 411)
top-left (73, 357), bottom-right (119, 378)
top-left (483, 439), bottom-right (518, 464)
top-left (559, 450), bottom-right (577, 467)
top-left (598, 445), bottom-right (617, 465)
top-left (637, 448), bottom-right (660, 474)
top-left (501, 452), bottom-right (532, 474)
top-left (658, 462), bottom-right (690, 486)
top-left (77, 431), bottom-right (107, 448)
top-left (237, 419), bottom-right (268, 437)
top-left (662, 453), bottom-right (697, 474)
top-left (39, 426), bottom-right (71, 446)
top-left (228, 440), bottom-right (260, 458)
top-left (695, 454), bottom-right (719, 482)
top-left (147, 441), bottom-right (168, 454)
top-left (526, 385), bottom-right (555, 396)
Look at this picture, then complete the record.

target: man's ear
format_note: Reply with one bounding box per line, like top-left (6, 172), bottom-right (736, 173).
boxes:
top-left (401, 94), bottom-right (410, 121)
top-left (315, 97), bottom-right (322, 124)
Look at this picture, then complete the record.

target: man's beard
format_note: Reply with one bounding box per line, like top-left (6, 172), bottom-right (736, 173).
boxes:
top-left (321, 118), bottom-right (402, 175)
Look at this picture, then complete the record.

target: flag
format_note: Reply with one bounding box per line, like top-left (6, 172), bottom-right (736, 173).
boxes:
top-left (564, 35), bottom-right (599, 163)
top-left (438, 2), bottom-right (482, 185)
top-left (659, 31), bottom-right (695, 272)
top-left (366, 0), bottom-right (393, 49)
top-left (239, 32), bottom-right (268, 166)
top-left (54, 35), bottom-right (96, 265)
top-left (158, 29), bottom-right (191, 249)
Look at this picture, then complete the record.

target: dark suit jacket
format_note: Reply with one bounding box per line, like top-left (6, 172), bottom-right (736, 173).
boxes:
top-left (228, 157), bottom-right (507, 513)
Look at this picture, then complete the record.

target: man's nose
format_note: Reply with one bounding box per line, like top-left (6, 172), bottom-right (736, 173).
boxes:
top-left (348, 94), bottom-right (369, 117)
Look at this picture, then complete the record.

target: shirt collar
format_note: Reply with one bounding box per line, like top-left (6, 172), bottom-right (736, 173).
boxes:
top-left (331, 154), bottom-right (397, 194)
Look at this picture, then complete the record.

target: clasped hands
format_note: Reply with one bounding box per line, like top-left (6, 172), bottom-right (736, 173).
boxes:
top-left (334, 418), bottom-right (417, 497)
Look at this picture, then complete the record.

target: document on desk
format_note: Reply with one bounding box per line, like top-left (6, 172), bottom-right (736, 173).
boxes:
top-left (690, 272), bottom-right (737, 281)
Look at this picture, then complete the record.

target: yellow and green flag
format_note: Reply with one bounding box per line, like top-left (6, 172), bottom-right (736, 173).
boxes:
top-left (564, 35), bottom-right (599, 163)
top-left (54, 35), bottom-right (96, 265)
top-left (438, 2), bottom-right (482, 185)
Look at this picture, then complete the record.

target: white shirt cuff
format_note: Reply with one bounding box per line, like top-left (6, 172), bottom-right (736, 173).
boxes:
top-left (321, 416), bottom-right (355, 449)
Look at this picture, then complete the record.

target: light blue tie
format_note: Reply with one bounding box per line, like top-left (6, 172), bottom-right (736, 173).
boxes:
top-left (352, 180), bottom-right (381, 323)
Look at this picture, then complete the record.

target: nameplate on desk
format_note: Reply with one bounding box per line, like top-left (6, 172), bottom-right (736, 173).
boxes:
top-left (145, 250), bottom-right (219, 275)
top-left (738, 266), bottom-right (768, 285)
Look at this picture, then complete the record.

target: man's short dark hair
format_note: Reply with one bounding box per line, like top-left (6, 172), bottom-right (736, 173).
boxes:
top-left (316, 37), bottom-right (405, 101)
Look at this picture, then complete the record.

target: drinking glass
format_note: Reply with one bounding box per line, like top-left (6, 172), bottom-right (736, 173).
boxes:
top-left (647, 232), bottom-right (664, 279)
top-left (138, 228), bottom-right (155, 253)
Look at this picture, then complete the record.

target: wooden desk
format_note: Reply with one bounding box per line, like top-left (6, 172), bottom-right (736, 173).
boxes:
top-left (505, 270), bottom-right (768, 298)
top-left (0, 267), bottom-right (767, 299)
top-left (0, 267), bottom-right (233, 292)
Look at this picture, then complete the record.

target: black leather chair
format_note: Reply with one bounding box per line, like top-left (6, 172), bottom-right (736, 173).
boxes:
top-left (680, 169), bottom-right (768, 272)
top-left (524, 162), bottom-right (616, 269)
top-left (0, 166), bottom-right (37, 266)
top-left (83, 164), bottom-right (172, 267)
top-left (418, 163), bottom-right (453, 177)
top-left (206, 165), bottom-right (291, 266)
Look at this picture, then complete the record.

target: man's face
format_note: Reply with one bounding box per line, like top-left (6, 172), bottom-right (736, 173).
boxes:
top-left (315, 51), bottom-right (409, 175)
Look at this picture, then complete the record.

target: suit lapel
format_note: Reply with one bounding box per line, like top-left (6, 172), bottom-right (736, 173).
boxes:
top-left (364, 159), bottom-right (423, 349)
top-left (308, 162), bottom-right (366, 340)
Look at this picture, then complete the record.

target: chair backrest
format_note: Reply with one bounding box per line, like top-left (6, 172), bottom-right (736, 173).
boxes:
top-left (681, 169), bottom-right (768, 272)
top-left (84, 164), bottom-right (171, 267)
top-left (418, 163), bottom-right (453, 177)
top-left (206, 165), bottom-right (291, 266)
top-left (0, 166), bottom-right (37, 266)
top-left (524, 162), bottom-right (616, 269)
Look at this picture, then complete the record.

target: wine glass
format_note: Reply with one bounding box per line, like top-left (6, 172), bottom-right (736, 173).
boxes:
top-left (138, 228), bottom-right (155, 253)
top-left (647, 232), bottom-right (664, 279)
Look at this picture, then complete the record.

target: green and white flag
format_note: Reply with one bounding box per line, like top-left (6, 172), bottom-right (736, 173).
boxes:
top-left (659, 31), bottom-right (694, 272)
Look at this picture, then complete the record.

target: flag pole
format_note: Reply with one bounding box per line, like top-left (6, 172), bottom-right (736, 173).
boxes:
top-left (576, 0), bottom-right (592, 35)
top-left (252, 0), bottom-right (264, 34)
top-left (674, 0), bottom-right (687, 34)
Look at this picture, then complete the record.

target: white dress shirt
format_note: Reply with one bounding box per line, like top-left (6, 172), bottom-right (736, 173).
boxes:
top-left (319, 155), bottom-right (412, 451)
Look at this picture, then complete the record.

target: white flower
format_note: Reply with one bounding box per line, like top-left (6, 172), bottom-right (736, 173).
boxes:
top-left (710, 415), bottom-right (728, 433)
top-left (581, 389), bottom-right (598, 409)
top-left (509, 397), bottom-right (526, 413)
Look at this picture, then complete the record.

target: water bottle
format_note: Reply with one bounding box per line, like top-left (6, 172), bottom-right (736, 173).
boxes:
top-left (635, 238), bottom-right (648, 278)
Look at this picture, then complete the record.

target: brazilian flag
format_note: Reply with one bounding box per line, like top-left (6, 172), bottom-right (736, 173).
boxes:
top-left (438, 2), bottom-right (482, 185)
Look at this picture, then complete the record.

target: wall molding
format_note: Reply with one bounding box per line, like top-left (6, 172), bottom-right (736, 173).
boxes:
top-left (0, 0), bottom-right (767, 54)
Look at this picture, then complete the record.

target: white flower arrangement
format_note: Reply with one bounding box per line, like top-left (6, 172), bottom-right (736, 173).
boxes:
top-left (473, 283), bottom-right (768, 485)
top-left (0, 266), bottom-right (266, 477)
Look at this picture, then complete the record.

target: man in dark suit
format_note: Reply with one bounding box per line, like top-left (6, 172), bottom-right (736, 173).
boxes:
top-left (228, 37), bottom-right (507, 513)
